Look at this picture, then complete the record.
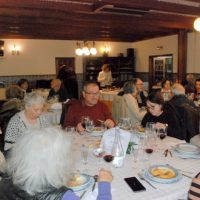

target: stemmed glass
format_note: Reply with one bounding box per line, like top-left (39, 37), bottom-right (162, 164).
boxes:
top-left (157, 126), bottom-right (167, 150)
top-left (85, 120), bottom-right (94, 133)
top-left (81, 144), bottom-right (89, 172)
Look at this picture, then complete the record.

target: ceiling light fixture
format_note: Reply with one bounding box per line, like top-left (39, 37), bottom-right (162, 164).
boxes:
top-left (75, 41), bottom-right (97, 56)
top-left (194, 17), bottom-right (200, 32)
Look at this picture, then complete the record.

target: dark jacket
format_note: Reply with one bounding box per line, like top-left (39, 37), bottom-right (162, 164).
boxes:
top-left (141, 103), bottom-right (183, 140)
top-left (0, 177), bottom-right (69, 200)
top-left (48, 88), bottom-right (72, 102)
top-left (169, 95), bottom-right (196, 108)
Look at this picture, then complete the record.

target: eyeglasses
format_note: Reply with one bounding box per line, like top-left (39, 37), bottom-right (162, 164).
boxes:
top-left (84, 91), bottom-right (100, 96)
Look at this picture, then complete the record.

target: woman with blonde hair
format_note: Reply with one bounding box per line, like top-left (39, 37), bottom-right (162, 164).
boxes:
top-left (97, 64), bottom-right (113, 88)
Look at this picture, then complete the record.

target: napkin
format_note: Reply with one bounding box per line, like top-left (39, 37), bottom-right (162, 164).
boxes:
top-left (101, 127), bottom-right (131, 157)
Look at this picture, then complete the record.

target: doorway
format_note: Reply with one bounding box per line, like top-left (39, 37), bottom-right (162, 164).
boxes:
top-left (149, 54), bottom-right (173, 90)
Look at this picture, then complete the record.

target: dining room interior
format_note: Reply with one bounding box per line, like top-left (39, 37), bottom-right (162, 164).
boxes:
top-left (0, 1), bottom-right (200, 200)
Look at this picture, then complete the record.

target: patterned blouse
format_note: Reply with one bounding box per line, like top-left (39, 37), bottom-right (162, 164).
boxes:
top-left (4, 111), bottom-right (50, 151)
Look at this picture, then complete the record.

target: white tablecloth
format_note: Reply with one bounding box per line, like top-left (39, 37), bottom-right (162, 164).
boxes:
top-left (71, 133), bottom-right (200, 200)
top-left (99, 89), bottom-right (120, 102)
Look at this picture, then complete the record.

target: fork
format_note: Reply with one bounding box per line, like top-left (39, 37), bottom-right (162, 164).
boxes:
top-left (138, 173), bottom-right (157, 189)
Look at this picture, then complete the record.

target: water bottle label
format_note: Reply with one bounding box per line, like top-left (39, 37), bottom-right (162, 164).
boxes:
top-left (112, 156), bottom-right (124, 167)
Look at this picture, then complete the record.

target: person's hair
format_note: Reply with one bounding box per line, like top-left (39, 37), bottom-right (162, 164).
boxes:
top-left (52, 79), bottom-right (61, 86)
top-left (83, 81), bottom-right (99, 92)
top-left (123, 79), bottom-right (137, 94)
top-left (5, 85), bottom-right (24, 99)
top-left (18, 78), bottom-right (29, 87)
top-left (161, 79), bottom-right (171, 88)
top-left (7, 127), bottom-right (73, 195)
top-left (24, 92), bottom-right (45, 107)
top-left (102, 64), bottom-right (110, 71)
top-left (171, 83), bottom-right (185, 95)
top-left (146, 92), bottom-right (164, 106)
top-left (195, 78), bottom-right (200, 84)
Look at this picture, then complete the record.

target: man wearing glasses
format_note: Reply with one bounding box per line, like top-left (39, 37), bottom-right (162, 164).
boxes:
top-left (63, 82), bottom-right (115, 133)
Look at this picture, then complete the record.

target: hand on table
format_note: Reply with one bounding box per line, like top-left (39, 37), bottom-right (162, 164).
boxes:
top-left (104, 119), bottom-right (115, 128)
top-left (76, 122), bottom-right (85, 133)
top-left (98, 168), bottom-right (113, 183)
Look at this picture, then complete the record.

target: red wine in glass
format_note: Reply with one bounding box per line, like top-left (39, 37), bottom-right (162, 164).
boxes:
top-left (103, 155), bottom-right (114, 162)
top-left (160, 133), bottom-right (166, 140)
top-left (145, 148), bottom-right (153, 154)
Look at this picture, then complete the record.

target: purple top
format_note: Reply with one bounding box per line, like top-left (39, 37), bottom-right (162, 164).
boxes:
top-left (62, 182), bottom-right (111, 200)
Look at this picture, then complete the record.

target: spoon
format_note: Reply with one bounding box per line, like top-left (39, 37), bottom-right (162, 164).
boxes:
top-left (92, 175), bottom-right (98, 191)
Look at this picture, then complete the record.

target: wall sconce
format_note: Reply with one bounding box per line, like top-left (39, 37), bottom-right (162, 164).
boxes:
top-left (10, 44), bottom-right (20, 55)
top-left (194, 17), bottom-right (200, 31)
top-left (102, 45), bottom-right (110, 56)
top-left (75, 41), bottom-right (97, 56)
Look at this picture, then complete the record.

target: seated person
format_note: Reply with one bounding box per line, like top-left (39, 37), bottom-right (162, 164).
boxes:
top-left (4, 92), bottom-right (50, 151)
top-left (169, 83), bottom-right (196, 108)
top-left (188, 172), bottom-right (200, 200)
top-left (1, 84), bottom-right (24, 113)
top-left (195, 78), bottom-right (200, 98)
top-left (0, 127), bottom-right (113, 200)
top-left (135, 78), bottom-right (148, 107)
top-left (161, 79), bottom-right (172, 93)
top-left (97, 64), bottom-right (113, 88)
top-left (141, 92), bottom-right (183, 140)
top-left (63, 81), bottom-right (115, 132)
top-left (48, 79), bottom-right (71, 102)
top-left (112, 80), bottom-right (146, 124)
top-left (17, 78), bottom-right (31, 94)
top-left (183, 74), bottom-right (196, 94)
top-left (0, 85), bottom-right (24, 151)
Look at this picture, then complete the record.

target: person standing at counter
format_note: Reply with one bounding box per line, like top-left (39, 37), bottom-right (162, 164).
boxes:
top-left (97, 64), bottom-right (113, 88)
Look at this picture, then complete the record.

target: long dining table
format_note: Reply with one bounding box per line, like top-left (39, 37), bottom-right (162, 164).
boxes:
top-left (69, 131), bottom-right (200, 200)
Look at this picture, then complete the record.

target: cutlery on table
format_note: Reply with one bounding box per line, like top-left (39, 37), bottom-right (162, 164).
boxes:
top-left (92, 175), bottom-right (98, 191)
top-left (138, 173), bottom-right (157, 189)
top-left (182, 173), bottom-right (193, 179)
top-left (80, 190), bottom-right (87, 199)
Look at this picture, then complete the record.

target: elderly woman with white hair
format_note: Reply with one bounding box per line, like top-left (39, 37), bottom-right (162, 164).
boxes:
top-left (4, 92), bottom-right (50, 151)
top-left (0, 127), bottom-right (113, 200)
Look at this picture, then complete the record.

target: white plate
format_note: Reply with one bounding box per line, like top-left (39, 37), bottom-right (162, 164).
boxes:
top-left (175, 143), bottom-right (200, 155)
top-left (67, 174), bottom-right (94, 192)
top-left (144, 164), bottom-right (182, 184)
top-left (90, 127), bottom-right (104, 137)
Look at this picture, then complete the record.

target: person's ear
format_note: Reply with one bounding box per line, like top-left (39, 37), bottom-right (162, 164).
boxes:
top-left (82, 91), bottom-right (86, 98)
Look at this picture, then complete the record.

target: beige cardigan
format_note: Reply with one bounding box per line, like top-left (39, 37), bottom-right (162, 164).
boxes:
top-left (112, 93), bottom-right (146, 124)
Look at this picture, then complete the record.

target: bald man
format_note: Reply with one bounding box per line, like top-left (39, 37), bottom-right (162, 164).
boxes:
top-left (169, 83), bottom-right (196, 108)
top-left (48, 79), bottom-right (71, 102)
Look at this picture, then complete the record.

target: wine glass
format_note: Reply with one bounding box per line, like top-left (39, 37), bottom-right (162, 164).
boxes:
top-left (81, 144), bottom-right (89, 172)
top-left (65, 126), bottom-right (75, 137)
top-left (81, 116), bottom-right (90, 129)
top-left (157, 126), bottom-right (167, 150)
top-left (85, 120), bottom-right (94, 133)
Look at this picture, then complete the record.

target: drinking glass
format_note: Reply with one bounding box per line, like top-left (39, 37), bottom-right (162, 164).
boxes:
top-left (65, 126), bottom-right (75, 137)
top-left (81, 116), bottom-right (90, 129)
top-left (85, 120), bottom-right (94, 132)
top-left (157, 126), bottom-right (167, 150)
top-left (132, 146), bottom-right (139, 169)
top-left (81, 145), bottom-right (89, 172)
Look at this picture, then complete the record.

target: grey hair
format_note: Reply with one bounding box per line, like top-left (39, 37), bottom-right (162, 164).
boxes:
top-left (5, 85), bottom-right (24, 99)
top-left (24, 92), bottom-right (45, 107)
top-left (171, 83), bottom-right (185, 95)
top-left (7, 127), bottom-right (73, 195)
top-left (123, 80), bottom-right (137, 94)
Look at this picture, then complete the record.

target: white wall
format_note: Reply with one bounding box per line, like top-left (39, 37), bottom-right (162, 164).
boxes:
top-left (131, 35), bottom-right (178, 72)
top-left (187, 32), bottom-right (200, 73)
top-left (0, 39), bottom-right (131, 76)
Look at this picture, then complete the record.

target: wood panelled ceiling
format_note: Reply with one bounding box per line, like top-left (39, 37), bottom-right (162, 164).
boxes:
top-left (0, 0), bottom-right (200, 42)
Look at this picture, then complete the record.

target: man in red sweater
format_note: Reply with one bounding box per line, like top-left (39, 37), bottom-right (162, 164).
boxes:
top-left (64, 82), bottom-right (115, 133)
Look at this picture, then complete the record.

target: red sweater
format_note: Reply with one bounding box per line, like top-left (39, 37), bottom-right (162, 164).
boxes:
top-left (64, 100), bottom-right (112, 128)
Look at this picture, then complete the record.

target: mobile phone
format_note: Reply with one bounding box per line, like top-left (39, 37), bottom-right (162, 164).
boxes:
top-left (124, 177), bottom-right (146, 192)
